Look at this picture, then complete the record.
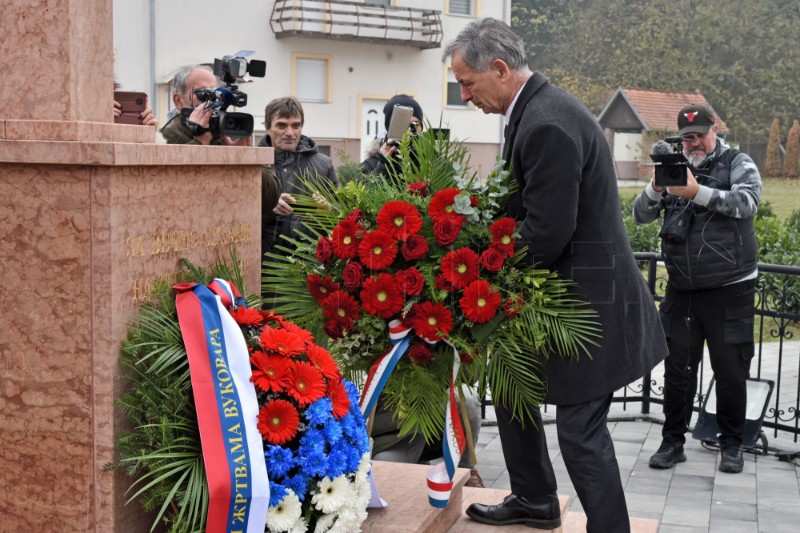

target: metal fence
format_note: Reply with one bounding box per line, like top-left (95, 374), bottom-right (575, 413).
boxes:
top-left (614, 253), bottom-right (800, 442)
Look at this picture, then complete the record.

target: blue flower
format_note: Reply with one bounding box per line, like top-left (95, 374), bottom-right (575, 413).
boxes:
top-left (305, 397), bottom-right (334, 427)
top-left (265, 445), bottom-right (296, 478)
top-left (325, 446), bottom-right (348, 478)
top-left (322, 418), bottom-right (343, 445)
top-left (269, 481), bottom-right (288, 507)
top-left (285, 472), bottom-right (310, 502)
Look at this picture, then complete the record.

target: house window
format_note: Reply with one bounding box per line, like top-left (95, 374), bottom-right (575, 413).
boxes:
top-left (448, 0), bottom-right (473, 16)
top-left (294, 55), bottom-right (331, 103)
top-left (446, 68), bottom-right (467, 107)
top-left (365, 0), bottom-right (391, 5)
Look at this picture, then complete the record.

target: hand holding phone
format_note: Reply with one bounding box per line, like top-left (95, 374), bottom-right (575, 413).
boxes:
top-left (114, 91), bottom-right (148, 125)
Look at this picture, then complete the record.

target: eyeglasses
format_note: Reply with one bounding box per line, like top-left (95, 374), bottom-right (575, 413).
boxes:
top-left (681, 133), bottom-right (705, 143)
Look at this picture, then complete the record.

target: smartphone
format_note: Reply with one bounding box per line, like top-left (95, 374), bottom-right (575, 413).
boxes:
top-left (114, 91), bottom-right (148, 125)
top-left (386, 104), bottom-right (415, 143)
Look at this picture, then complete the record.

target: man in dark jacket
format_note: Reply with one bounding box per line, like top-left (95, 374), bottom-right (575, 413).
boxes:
top-left (634, 105), bottom-right (762, 474)
top-left (258, 97), bottom-right (337, 257)
top-left (443, 18), bottom-right (667, 532)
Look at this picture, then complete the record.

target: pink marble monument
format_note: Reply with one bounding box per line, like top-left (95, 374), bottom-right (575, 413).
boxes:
top-left (0, 1), bottom-right (272, 531)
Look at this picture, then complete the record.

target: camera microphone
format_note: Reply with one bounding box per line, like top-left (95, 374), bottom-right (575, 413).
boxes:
top-left (651, 140), bottom-right (674, 156)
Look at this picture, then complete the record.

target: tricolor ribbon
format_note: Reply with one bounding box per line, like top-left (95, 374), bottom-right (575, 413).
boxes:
top-left (359, 321), bottom-right (466, 508)
top-left (174, 281), bottom-right (269, 533)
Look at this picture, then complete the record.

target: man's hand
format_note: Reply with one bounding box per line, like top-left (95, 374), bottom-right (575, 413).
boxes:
top-left (141, 106), bottom-right (157, 127)
top-left (666, 168), bottom-right (699, 199)
top-left (222, 135), bottom-right (253, 147)
top-left (378, 141), bottom-right (398, 159)
top-left (113, 100), bottom-right (122, 118)
top-left (273, 193), bottom-right (296, 216)
top-left (188, 105), bottom-right (214, 145)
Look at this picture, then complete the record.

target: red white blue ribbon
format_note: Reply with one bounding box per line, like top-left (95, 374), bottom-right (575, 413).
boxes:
top-left (359, 321), bottom-right (466, 508)
top-left (426, 340), bottom-right (466, 508)
top-left (174, 282), bottom-right (269, 533)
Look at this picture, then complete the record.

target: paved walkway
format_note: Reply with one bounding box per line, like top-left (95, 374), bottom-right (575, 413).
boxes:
top-left (473, 340), bottom-right (800, 532)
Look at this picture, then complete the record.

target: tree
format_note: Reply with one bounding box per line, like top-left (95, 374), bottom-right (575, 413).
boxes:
top-left (785, 120), bottom-right (800, 179)
top-left (764, 118), bottom-right (783, 177)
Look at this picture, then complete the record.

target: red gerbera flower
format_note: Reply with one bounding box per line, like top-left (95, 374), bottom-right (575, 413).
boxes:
top-left (287, 361), bottom-right (326, 407)
top-left (321, 290), bottom-right (361, 328)
top-left (259, 309), bottom-right (284, 326)
top-left (440, 248), bottom-right (481, 289)
top-left (305, 343), bottom-right (341, 380)
top-left (259, 327), bottom-right (307, 357)
top-left (250, 351), bottom-right (292, 393)
top-left (490, 217), bottom-right (518, 256)
top-left (316, 235), bottom-right (334, 264)
top-left (358, 230), bottom-right (398, 271)
top-left (327, 378), bottom-right (351, 419)
top-left (229, 306), bottom-right (264, 327)
top-left (376, 200), bottom-right (423, 240)
top-left (428, 188), bottom-right (461, 220)
top-left (408, 343), bottom-right (433, 365)
top-left (280, 322), bottom-right (314, 346)
top-left (410, 301), bottom-right (454, 341)
top-left (257, 399), bottom-right (300, 445)
top-left (361, 273), bottom-right (404, 318)
top-left (307, 274), bottom-right (341, 303)
top-left (331, 219), bottom-right (361, 260)
top-left (460, 280), bottom-right (501, 323)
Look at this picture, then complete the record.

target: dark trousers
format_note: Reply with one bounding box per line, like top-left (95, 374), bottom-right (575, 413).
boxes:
top-left (659, 280), bottom-right (755, 449)
top-left (495, 394), bottom-right (630, 533)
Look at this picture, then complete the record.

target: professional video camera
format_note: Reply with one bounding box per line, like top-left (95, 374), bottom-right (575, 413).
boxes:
top-left (650, 136), bottom-right (688, 187)
top-left (181, 51), bottom-right (266, 139)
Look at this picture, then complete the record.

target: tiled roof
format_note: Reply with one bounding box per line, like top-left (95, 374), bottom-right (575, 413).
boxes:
top-left (615, 87), bottom-right (728, 134)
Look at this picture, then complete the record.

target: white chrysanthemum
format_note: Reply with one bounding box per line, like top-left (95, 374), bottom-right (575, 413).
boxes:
top-left (289, 516), bottom-right (308, 533)
top-left (267, 489), bottom-right (303, 533)
top-left (329, 506), bottom-right (362, 533)
top-left (354, 453), bottom-right (371, 487)
top-left (311, 476), bottom-right (352, 514)
top-left (354, 479), bottom-right (371, 509)
top-left (313, 512), bottom-right (336, 533)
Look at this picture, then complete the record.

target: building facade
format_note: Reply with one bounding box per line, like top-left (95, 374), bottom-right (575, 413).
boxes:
top-left (113, 0), bottom-right (512, 174)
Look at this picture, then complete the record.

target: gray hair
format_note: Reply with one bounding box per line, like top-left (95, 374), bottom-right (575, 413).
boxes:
top-left (442, 18), bottom-right (528, 72)
top-left (171, 64), bottom-right (214, 97)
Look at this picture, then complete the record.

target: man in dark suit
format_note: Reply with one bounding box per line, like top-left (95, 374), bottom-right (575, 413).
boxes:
top-left (443, 19), bottom-right (668, 532)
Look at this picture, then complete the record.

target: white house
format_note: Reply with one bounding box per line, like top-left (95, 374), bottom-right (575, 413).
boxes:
top-left (113, 0), bottom-right (512, 174)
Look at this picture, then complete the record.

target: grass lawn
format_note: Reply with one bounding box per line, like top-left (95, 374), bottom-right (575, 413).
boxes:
top-left (618, 177), bottom-right (800, 219)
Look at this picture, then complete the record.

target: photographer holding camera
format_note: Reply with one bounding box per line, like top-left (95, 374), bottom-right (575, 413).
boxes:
top-left (361, 94), bottom-right (423, 176)
top-left (633, 104), bottom-right (762, 474)
top-left (161, 64), bottom-right (252, 146)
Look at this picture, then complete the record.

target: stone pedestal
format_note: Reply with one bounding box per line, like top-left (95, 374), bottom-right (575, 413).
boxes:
top-left (0, 1), bottom-right (272, 531)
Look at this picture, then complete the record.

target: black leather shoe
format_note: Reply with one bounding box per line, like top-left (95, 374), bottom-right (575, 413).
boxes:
top-left (719, 445), bottom-right (744, 473)
top-left (649, 441), bottom-right (687, 469)
top-left (466, 493), bottom-right (561, 529)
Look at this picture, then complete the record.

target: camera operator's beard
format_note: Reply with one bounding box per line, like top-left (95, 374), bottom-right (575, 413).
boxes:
top-left (684, 149), bottom-right (710, 167)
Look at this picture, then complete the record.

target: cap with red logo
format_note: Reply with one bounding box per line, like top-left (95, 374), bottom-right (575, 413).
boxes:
top-left (678, 105), bottom-right (716, 135)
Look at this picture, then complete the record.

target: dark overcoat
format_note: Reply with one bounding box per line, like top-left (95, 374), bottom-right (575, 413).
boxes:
top-left (505, 72), bottom-right (667, 405)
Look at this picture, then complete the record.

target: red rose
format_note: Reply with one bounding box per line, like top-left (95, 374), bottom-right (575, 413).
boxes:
top-left (435, 273), bottom-right (455, 292)
top-left (406, 182), bottom-right (429, 197)
top-left (408, 343), bottom-right (433, 365)
top-left (324, 320), bottom-right (346, 340)
top-left (480, 247), bottom-right (506, 273)
top-left (345, 209), bottom-right (364, 224)
top-left (433, 216), bottom-right (464, 246)
top-left (342, 261), bottom-right (364, 291)
top-left (316, 235), bottom-right (333, 263)
top-left (503, 293), bottom-right (526, 318)
top-left (470, 196), bottom-right (479, 207)
top-left (401, 234), bottom-right (429, 261)
top-left (395, 267), bottom-right (425, 296)
top-left (460, 350), bottom-right (476, 364)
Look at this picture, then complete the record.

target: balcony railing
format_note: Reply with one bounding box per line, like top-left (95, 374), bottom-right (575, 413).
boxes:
top-left (270, 0), bottom-right (443, 49)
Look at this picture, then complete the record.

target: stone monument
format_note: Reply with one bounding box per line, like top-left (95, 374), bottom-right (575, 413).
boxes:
top-left (0, 1), bottom-right (271, 530)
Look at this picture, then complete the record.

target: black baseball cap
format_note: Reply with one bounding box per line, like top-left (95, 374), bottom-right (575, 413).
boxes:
top-left (678, 105), bottom-right (716, 135)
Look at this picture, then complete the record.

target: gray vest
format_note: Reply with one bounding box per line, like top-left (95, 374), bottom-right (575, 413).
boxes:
top-left (660, 148), bottom-right (758, 290)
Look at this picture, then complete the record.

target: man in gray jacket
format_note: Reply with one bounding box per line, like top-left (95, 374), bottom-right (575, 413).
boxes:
top-left (258, 97), bottom-right (337, 256)
top-left (444, 18), bottom-right (667, 532)
top-left (634, 104), bottom-right (762, 474)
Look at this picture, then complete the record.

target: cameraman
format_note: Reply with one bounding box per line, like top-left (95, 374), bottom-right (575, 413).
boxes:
top-left (361, 94), bottom-right (423, 176)
top-left (633, 104), bottom-right (762, 474)
top-left (161, 64), bottom-right (250, 146)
